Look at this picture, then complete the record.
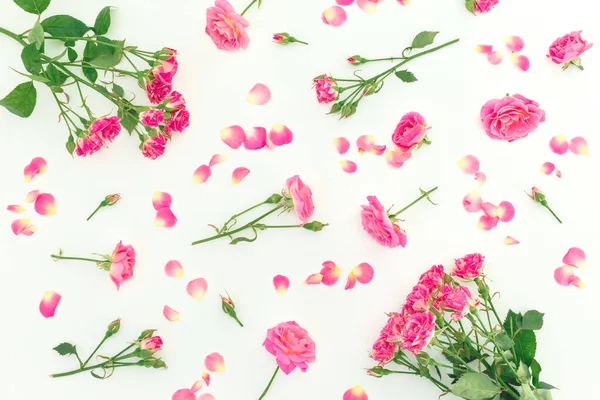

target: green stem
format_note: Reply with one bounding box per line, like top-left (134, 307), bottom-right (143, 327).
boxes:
top-left (234, 316), bottom-right (244, 327)
top-left (87, 203), bottom-right (104, 221)
top-left (43, 36), bottom-right (125, 49)
top-left (293, 40), bottom-right (308, 45)
top-left (83, 336), bottom-right (109, 367)
top-left (112, 344), bottom-right (136, 360)
top-left (50, 363), bottom-right (133, 378)
top-left (241, 0), bottom-right (260, 16)
top-left (364, 56), bottom-right (405, 63)
top-left (259, 224), bottom-right (302, 229)
top-left (389, 186), bottom-right (438, 218)
top-left (257, 366), bottom-right (279, 400)
top-left (0, 26), bottom-right (28, 45)
top-left (62, 62), bottom-right (138, 78)
top-left (122, 53), bottom-right (141, 74)
top-left (51, 255), bottom-right (104, 263)
top-left (544, 205), bottom-right (562, 224)
top-left (221, 201), bottom-right (268, 231)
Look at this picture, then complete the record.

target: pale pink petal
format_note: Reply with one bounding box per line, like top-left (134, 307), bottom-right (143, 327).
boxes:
top-left (540, 162), bottom-right (555, 175)
top-left (320, 261), bottom-right (341, 286)
top-left (322, 6), bottom-right (347, 26)
top-left (198, 395), bottom-right (215, 400)
top-left (204, 352), bottom-right (225, 372)
top-left (7, 205), bottom-right (25, 213)
top-left (340, 160), bottom-right (358, 174)
top-left (463, 191), bottom-right (483, 212)
top-left (554, 266), bottom-right (585, 288)
top-left (504, 236), bottom-right (520, 245)
top-left (172, 389), bottom-right (196, 400)
top-left (385, 147), bottom-right (412, 169)
top-left (186, 278), bottom-right (208, 301)
top-left (512, 54), bottom-right (530, 71)
top-left (209, 154), bottom-right (228, 167)
top-left (474, 172), bottom-right (486, 187)
top-left (333, 137), bottom-right (351, 154)
top-left (477, 215), bottom-right (499, 231)
top-left (336, 0), bottom-right (355, 5)
top-left (497, 201), bottom-right (515, 222)
top-left (220, 125), bottom-right (245, 149)
top-left (487, 51), bottom-right (504, 65)
top-left (165, 260), bottom-right (184, 278)
top-left (555, 169), bottom-right (562, 178)
top-left (569, 136), bottom-right (589, 155)
top-left (356, 135), bottom-right (375, 155)
top-left (232, 167), bottom-right (251, 185)
top-left (304, 273), bottom-right (323, 285)
top-left (353, 262), bottom-right (374, 284)
top-left (549, 135), bottom-right (569, 155)
top-left (193, 165), bottom-right (212, 184)
top-left (344, 272), bottom-right (357, 290)
top-left (474, 44), bottom-right (493, 54)
top-left (24, 157), bottom-right (48, 183)
top-left (155, 208), bottom-right (178, 228)
top-left (247, 83), bottom-right (271, 105)
top-left (34, 193), bottom-right (57, 216)
top-left (11, 218), bottom-right (36, 236)
top-left (25, 190), bottom-right (41, 203)
top-left (458, 155), bottom-right (480, 174)
top-left (369, 144), bottom-right (386, 156)
top-left (39, 290), bottom-right (61, 318)
top-left (563, 247), bottom-right (587, 269)
top-left (244, 127), bottom-right (267, 150)
top-left (273, 275), bottom-right (290, 295)
top-left (152, 191), bottom-right (173, 210)
top-left (481, 202), bottom-right (498, 218)
top-left (357, 0), bottom-right (378, 14)
top-left (202, 371), bottom-right (211, 386)
top-left (163, 305), bottom-right (181, 322)
top-left (268, 124), bottom-right (293, 146)
top-left (191, 380), bottom-right (203, 393)
top-left (505, 36), bottom-right (525, 52)
top-left (343, 386), bottom-right (369, 400)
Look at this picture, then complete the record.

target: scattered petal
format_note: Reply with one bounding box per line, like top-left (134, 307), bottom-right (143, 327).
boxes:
top-left (165, 260), bottom-right (184, 278)
top-left (340, 160), bottom-right (358, 174)
top-left (193, 165), bottom-right (212, 184)
top-left (11, 218), bottom-right (37, 236)
top-left (24, 157), bottom-right (48, 183)
top-left (322, 5), bottom-right (347, 26)
top-left (463, 191), bottom-right (482, 213)
top-left (198, 395), bottom-right (216, 400)
top-left (357, 0), bottom-right (378, 14)
top-left (202, 371), bottom-right (211, 386)
top-left (163, 305), bottom-right (181, 322)
top-left (268, 124), bottom-right (293, 146)
top-left (345, 272), bottom-right (357, 290)
top-left (458, 155), bottom-right (480, 174)
top-left (25, 190), bottom-right (41, 203)
top-left (554, 266), bottom-right (585, 288)
top-left (497, 201), bottom-right (515, 222)
top-left (204, 352), bottom-right (225, 372)
top-left (244, 127), bottom-right (267, 150)
top-left (474, 44), bottom-right (493, 54)
top-left (34, 193), bottom-right (57, 216)
top-left (344, 386), bottom-right (369, 400)
top-left (320, 261), bottom-right (341, 286)
top-left (336, 0), bottom-right (355, 5)
top-left (356, 135), bottom-right (375, 155)
top-left (172, 389), bottom-right (196, 400)
top-left (385, 147), bottom-right (412, 168)
top-left (481, 202), bottom-right (498, 218)
top-left (353, 262), bottom-right (374, 284)
top-left (209, 154), bottom-right (228, 167)
top-left (333, 137), bottom-right (351, 154)
top-left (505, 36), bottom-right (525, 52)
top-left (220, 125), bottom-right (245, 149)
top-left (304, 273), bottom-right (324, 285)
top-left (487, 51), bottom-right (504, 65)
top-left (273, 275), bottom-right (290, 295)
top-left (540, 162), bottom-right (555, 175)
top-left (569, 136), bottom-right (589, 155)
top-left (477, 215), bottom-right (499, 231)
top-left (563, 247), bottom-right (587, 269)
top-left (549, 135), bottom-right (569, 155)
top-left (7, 205), bottom-right (25, 213)
top-left (247, 83), bottom-right (271, 105)
top-left (504, 236), bottom-right (520, 245)
top-left (155, 208), bottom-right (178, 228)
top-left (512, 54), bottom-right (530, 71)
top-left (191, 380), bottom-right (203, 393)
top-left (369, 144), bottom-right (386, 156)
top-left (232, 167), bottom-right (251, 185)
top-left (152, 191), bottom-right (173, 210)
top-left (186, 278), bottom-right (208, 301)
top-left (555, 169), bottom-right (562, 178)
top-left (474, 172), bottom-right (486, 187)
top-left (39, 290), bottom-right (61, 318)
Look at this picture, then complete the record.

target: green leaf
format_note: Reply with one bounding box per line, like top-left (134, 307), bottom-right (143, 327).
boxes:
top-left (45, 63), bottom-right (68, 86)
top-left (495, 332), bottom-right (514, 350)
top-left (535, 382), bottom-right (557, 390)
top-left (530, 359), bottom-right (541, 386)
top-left (535, 390), bottom-right (554, 400)
top-left (53, 342), bottom-right (77, 356)
top-left (27, 19), bottom-right (45, 49)
top-left (450, 373), bottom-right (501, 400)
top-left (93, 6), bottom-right (112, 35)
top-left (67, 47), bottom-right (78, 62)
top-left (112, 83), bottom-right (124, 97)
top-left (21, 43), bottom-right (42, 75)
top-left (84, 37), bottom-right (124, 68)
top-left (13, 0), bottom-right (50, 14)
top-left (395, 70), bottom-right (418, 83)
top-left (520, 385), bottom-right (538, 400)
top-left (465, 0), bottom-right (475, 13)
top-left (118, 107), bottom-right (139, 133)
top-left (11, 67), bottom-right (49, 83)
top-left (82, 63), bottom-right (98, 82)
top-left (411, 31), bottom-right (439, 49)
top-left (522, 310), bottom-right (544, 331)
top-left (516, 331), bottom-right (537, 366)
top-left (0, 81), bottom-right (37, 117)
top-left (516, 362), bottom-right (531, 384)
top-left (41, 15), bottom-right (90, 38)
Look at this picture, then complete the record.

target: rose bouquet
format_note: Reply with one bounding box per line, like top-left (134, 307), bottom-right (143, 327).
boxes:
top-left (0, 1), bottom-right (189, 159)
top-left (368, 254), bottom-right (555, 400)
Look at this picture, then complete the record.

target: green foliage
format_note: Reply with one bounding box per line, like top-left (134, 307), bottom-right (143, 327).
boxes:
top-left (118, 106), bottom-right (139, 133)
top-left (530, 359), bottom-right (541, 386)
top-left (411, 31), bottom-right (439, 49)
top-left (53, 342), bottom-right (77, 356)
top-left (82, 63), bottom-right (98, 83)
top-left (112, 83), bottom-right (124, 98)
top-left (93, 6), bottom-right (112, 35)
top-left (0, 81), bottom-right (37, 117)
top-left (67, 48), bottom-right (78, 62)
top-left (41, 15), bottom-right (90, 38)
top-left (13, 0), bottom-right (50, 14)
top-left (504, 310), bottom-right (537, 366)
top-left (465, 0), bottom-right (475, 13)
top-left (450, 373), bottom-right (501, 400)
top-left (27, 19), bottom-right (45, 49)
top-left (83, 37), bottom-right (124, 68)
top-left (395, 70), bottom-right (418, 83)
top-left (21, 43), bottom-right (42, 74)
top-left (45, 64), bottom-right (68, 86)
top-left (495, 332), bottom-right (514, 350)
top-left (522, 311), bottom-right (544, 331)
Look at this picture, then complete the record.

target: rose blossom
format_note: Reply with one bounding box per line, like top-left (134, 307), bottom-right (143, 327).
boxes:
top-left (140, 335), bottom-right (163, 352)
top-left (547, 31), bottom-right (593, 66)
top-left (140, 109), bottom-right (165, 128)
top-left (313, 74), bottom-right (338, 103)
top-left (453, 253), bottom-right (485, 280)
top-left (405, 284), bottom-right (431, 312)
top-left (146, 75), bottom-right (173, 104)
top-left (263, 321), bottom-right (316, 375)
top-left (75, 133), bottom-right (104, 157)
top-left (166, 91), bottom-right (186, 110)
top-left (391, 112), bottom-right (430, 151)
top-left (109, 241), bottom-right (136, 290)
top-left (400, 311), bottom-right (436, 355)
top-left (480, 94), bottom-right (546, 142)
top-left (474, 0), bottom-right (499, 14)
top-left (437, 285), bottom-right (478, 320)
top-left (360, 196), bottom-right (407, 248)
top-left (90, 116), bottom-right (121, 143)
top-left (142, 133), bottom-right (168, 160)
top-left (370, 336), bottom-right (399, 365)
top-left (165, 109), bottom-right (190, 134)
top-left (380, 312), bottom-right (407, 343)
top-left (153, 48), bottom-right (178, 82)
top-left (417, 264), bottom-right (445, 291)
top-left (205, 0), bottom-right (250, 51)
top-left (286, 175), bottom-right (315, 225)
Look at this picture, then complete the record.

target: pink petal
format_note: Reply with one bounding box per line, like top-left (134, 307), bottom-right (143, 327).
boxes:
top-left (474, 172), bottom-right (486, 187)
top-left (554, 266), bottom-right (585, 288)
top-left (333, 137), bottom-right (351, 155)
top-left (353, 262), bottom-right (374, 284)
top-left (268, 123), bottom-right (294, 147)
top-left (320, 261), bottom-right (341, 286)
top-left (165, 260), bottom-right (184, 278)
top-left (512, 54), bottom-right (530, 71)
top-left (273, 275), bottom-right (290, 295)
top-left (172, 389), bottom-right (196, 400)
top-left (344, 272), bottom-right (357, 290)
top-left (209, 154), bottom-right (228, 167)
top-left (357, 0), bottom-right (378, 14)
top-left (497, 201), bottom-right (515, 222)
top-left (191, 380), bottom-right (204, 392)
top-left (25, 190), bottom-right (41, 203)
top-left (304, 273), bottom-right (323, 285)
top-left (474, 44), bottom-right (493, 54)
top-left (322, 6), bottom-right (347, 26)
top-left (463, 191), bottom-right (482, 212)
top-left (487, 51), bottom-right (504, 65)
top-left (220, 125), bottom-right (245, 149)
top-left (344, 386), bottom-right (369, 400)
top-left (555, 169), bottom-right (562, 178)
top-left (247, 83), bottom-right (271, 105)
top-left (385, 147), bottom-right (412, 169)
top-left (569, 136), bottom-right (589, 155)
top-left (204, 352), bottom-right (225, 372)
top-left (232, 167), bottom-right (251, 185)
top-left (477, 215), bottom-right (499, 231)
top-left (7, 205), bottom-right (25, 213)
top-left (155, 208), bottom-right (178, 228)
top-left (11, 218), bottom-right (37, 236)
top-left (540, 162), bottom-right (555, 175)
top-left (163, 305), bottom-right (181, 322)
top-left (336, 0), bottom-right (355, 5)
top-left (549, 135), bottom-right (569, 155)
top-left (24, 157), bottom-right (48, 183)
top-left (202, 371), bottom-right (211, 386)
top-left (356, 135), bottom-right (375, 155)
top-left (505, 36), bottom-right (525, 52)
top-left (458, 155), bottom-right (480, 174)
top-left (481, 202), bottom-right (498, 218)
top-left (186, 278), bottom-right (208, 301)
top-left (193, 165), bottom-right (212, 184)
top-left (340, 160), bottom-right (358, 174)
top-left (504, 236), bottom-right (520, 245)
top-left (152, 191), bottom-right (173, 210)
top-left (39, 290), bottom-right (61, 318)
top-left (244, 127), bottom-right (267, 150)
top-left (369, 144), bottom-right (386, 156)
top-left (198, 395), bottom-right (216, 400)
top-left (34, 193), bottom-right (57, 216)
top-left (563, 247), bottom-right (587, 269)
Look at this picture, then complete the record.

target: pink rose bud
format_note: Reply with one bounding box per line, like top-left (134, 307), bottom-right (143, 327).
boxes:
top-left (105, 194), bottom-right (121, 206)
top-left (347, 55), bottom-right (364, 65)
top-left (302, 221), bottom-right (328, 232)
top-left (273, 33), bottom-right (290, 44)
top-left (220, 293), bottom-right (243, 327)
top-left (140, 336), bottom-right (163, 353)
top-left (528, 186), bottom-right (562, 224)
top-left (106, 318), bottom-right (121, 337)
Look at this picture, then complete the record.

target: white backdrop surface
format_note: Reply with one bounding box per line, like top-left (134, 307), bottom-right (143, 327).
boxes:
top-left (0, 0), bottom-right (599, 399)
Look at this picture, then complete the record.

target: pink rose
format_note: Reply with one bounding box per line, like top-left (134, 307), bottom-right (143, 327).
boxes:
top-left (75, 133), bottom-right (104, 157)
top-left (453, 253), bottom-right (485, 280)
top-left (142, 133), bottom-right (168, 160)
top-left (205, 0), bottom-right (250, 51)
top-left (90, 116), bottom-right (121, 143)
top-left (153, 48), bottom-right (178, 82)
top-left (109, 241), bottom-right (136, 290)
top-left (165, 109), bottom-right (190, 134)
top-left (140, 335), bottom-right (163, 352)
top-left (437, 285), bottom-right (478, 320)
top-left (474, 0), bottom-right (499, 13)
top-left (167, 91), bottom-right (186, 110)
top-left (263, 321), bottom-right (316, 375)
top-left (547, 31), bottom-right (593, 66)
top-left (417, 264), bottom-right (445, 292)
top-left (391, 112), bottom-right (430, 151)
top-left (380, 312), bottom-right (407, 343)
top-left (480, 94), bottom-right (546, 142)
top-left (140, 109), bottom-right (165, 128)
top-left (405, 284), bottom-right (431, 312)
top-left (370, 336), bottom-right (399, 365)
top-left (286, 175), bottom-right (315, 225)
top-left (360, 196), bottom-right (407, 248)
top-left (400, 311), bottom-right (436, 355)
top-left (146, 75), bottom-right (173, 104)
top-left (313, 74), bottom-right (338, 104)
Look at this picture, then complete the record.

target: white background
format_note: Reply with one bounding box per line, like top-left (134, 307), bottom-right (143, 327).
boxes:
top-left (0, 0), bottom-right (599, 399)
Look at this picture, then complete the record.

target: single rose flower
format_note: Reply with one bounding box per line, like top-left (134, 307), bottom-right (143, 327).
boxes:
top-left (474, 0), bottom-right (499, 14)
top-left (140, 335), bottom-right (163, 352)
top-left (165, 109), bottom-right (190, 134)
top-left (285, 175), bottom-right (315, 225)
top-left (380, 312), bottom-right (407, 343)
top-left (75, 133), bottom-right (105, 157)
top-left (417, 265), bottom-right (445, 291)
top-left (405, 284), bottom-right (431, 312)
top-left (205, 0), bottom-right (250, 51)
top-left (547, 31), bottom-right (593, 70)
top-left (90, 116), bottom-right (121, 143)
top-left (391, 112), bottom-right (430, 151)
top-left (452, 253), bottom-right (485, 280)
top-left (370, 336), bottom-right (399, 365)
top-left (263, 321), bottom-right (316, 375)
top-left (437, 285), bottom-right (478, 320)
top-left (360, 196), bottom-right (407, 248)
top-left (142, 133), bottom-right (168, 160)
top-left (140, 109), bottom-right (165, 128)
top-left (153, 48), bottom-right (178, 82)
top-left (146, 75), bottom-right (173, 104)
top-left (313, 74), bottom-right (339, 103)
top-left (480, 94), bottom-right (546, 142)
top-left (400, 311), bottom-right (436, 355)
top-left (166, 91), bottom-right (186, 110)
top-left (109, 241), bottom-right (136, 290)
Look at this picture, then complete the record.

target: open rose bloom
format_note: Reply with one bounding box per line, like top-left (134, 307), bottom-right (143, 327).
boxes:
top-left (360, 196), bottom-right (407, 248)
top-left (547, 31), bottom-right (593, 70)
top-left (285, 175), bottom-right (315, 225)
top-left (480, 94), bottom-right (546, 142)
top-left (205, 0), bottom-right (250, 51)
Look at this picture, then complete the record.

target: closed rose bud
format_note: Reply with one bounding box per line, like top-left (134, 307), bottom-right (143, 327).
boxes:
top-left (105, 194), bottom-right (121, 206)
top-left (140, 336), bottom-right (163, 353)
top-left (302, 221), bottom-right (328, 231)
top-left (531, 186), bottom-right (546, 203)
top-left (265, 194), bottom-right (283, 204)
top-left (347, 55), bottom-right (364, 65)
top-left (220, 292), bottom-right (243, 327)
top-left (106, 318), bottom-right (121, 337)
top-left (273, 33), bottom-right (290, 44)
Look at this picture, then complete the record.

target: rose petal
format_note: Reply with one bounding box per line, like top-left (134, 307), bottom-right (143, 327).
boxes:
top-left (344, 386), bottom-right (368, 400)
top-left (24, 157), bottom-right (48, 183)
top-left (220, 125), bottom-right (245, 149)
top-left (198, 395), bottom-right (216, 400)
top-left (497, 201), bottom-right (515, 222)
top-left (563, 247), bottom-right (587, 269)
top-left (232, 167), bottom-right (251, 185)
top-left (165, 260), bottom-right (184, 278)
top-left (25, 190), bottom-right (41, 203)
top-left (204, 352), bottom-right (225, 372)
top-left (353, 262), bottom-right (374, 284)
top-left (186, 278), bottom-right (208, 301)
top-left (304, 273), bottom-right (323, 285)
top-left (549, 135), bottom-right (569, 155)
top-left (463, 191), bottom-right (482, 212)
top-left (340, 160), bottom-right (358, 174)
top-left (487, 51), bottom-right (504, 65)
top-left (458, 155), bottom-right (480, 174)
top-left (247, 83), bottom-right (271, 105)
top-left (191, 380), bottom-right (203, 393)
top-left (336, 0), bottom-right (355, 5)
top-left (504, 236), bottom-right (520, 245)
top-left (273, 275), bottom-right (290, 295)
top-left (172, 389), bottom-right (196, 400)
top-left (202, 371), bottom-right (211, 386)
top-left (512, 54), bottom-right (530, 71)
top-left (39, 290), bottom-right (61, 318)
top-left (193, 165), bottom-right (212, 184)
top-left (163, 305), bottom-right (181, 322)
top-left (209, 154), bottom-right (228, 167)
top-left (322, 6), bottom-right (347, 26)
top-left (244, 127), bottom-right (267, 150)
top-left (569, 136), bottom-right (589, 155)
top-left (385, 147), bottom-right (412, 169)
top-left (357, 0), bottom-right (378, 14)
top-left (34, 193), bottom-right (57, 216)
top-left (152, 191), bottom-right (173, 210)
top-left (540, 162), bottom-right (555, 175)
top-left (554, 266), bottom-right (585, 288)
top-left (481, 202), bottom-right (498, 218)
top-left (474, 172), bottom-right (487, 187)
top-left (11, 218), bottom-right (36, 236)
top-left (155, 208), bottom-right (178, 228)
top-left (356, 135), bottom-right (375, 154)
top-left (369, 144), bottom-right (386, 156)
top-left (344, 272), bottom-right (357, 290)
top-left (505, 36), bottom-right (525, 52)
top-left (555, 169), bottom-right (562, 178)
top-left (477, 215), bottom-right (499, 231)
top-left (268, 124), bottom-right (293, 146)
top-left (7, 205), bottom-right (25, 213)
top-left (333, 137), bottom-right (351, 155)
top-left (474, 44), bottom-right (493, 54)
top-left (320, 261), bottom-right (341, 286)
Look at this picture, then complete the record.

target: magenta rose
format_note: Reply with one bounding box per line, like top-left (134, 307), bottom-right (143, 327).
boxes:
top-left (480, 94), bottom-right (546, 142)
top-left (140, 336), bottom-right (163, 352)
top-left (109, 241), bottom-right (136, 290)
top-left (146, 75), bottom-right (173, 104)
top-left (380, 312), bottom-right (407, 343)
top-left (313, 74), bottom-right (338, 103)
top-left (361, 195), bottom-right (407, 248)
top-left (89, 116), bottom-right (121, 143)
top-left (370, 336), bottom-right (399, 365)
top-left (75, 133), bottom-right (104, 157)
top-left (400, 311), bottom-right (436, 355)
top-left (286, 175), bottom-right (315, 225)
top-left (452, 253), bottom-right (485, 280)
top-left (140, 109), bottom-right (165, 128)
top-left (263, 321), bottom-right (316, 375)
top-left (166, 91), bottom-right (186, 110)
top-left (417, 264), bottom-right (445, 292)
top-left (437, 285), bottom-right (478, 320)
top-left (547, 31), bottom-right (593, 69)
top-left (405, 284), bottom-right (431, 313)
top-left (142, 133), bottom-right (168, 160)
top-left (153, 48), bottom-right (178, 82)
top-left (165, 109), bottom-right (190, 134)
top-left (205, 0), bottom-right (249, 51)
top-left (391, 112), bottom-right (430, 151)
top-left (474, 0), bottom-right (499, 13)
